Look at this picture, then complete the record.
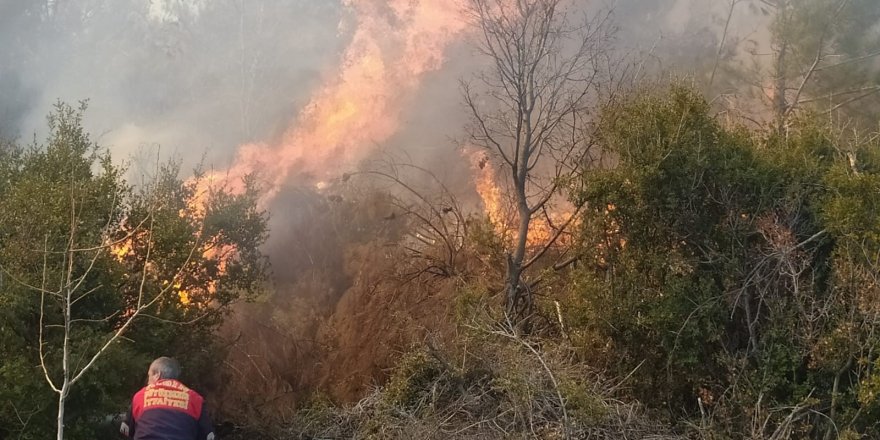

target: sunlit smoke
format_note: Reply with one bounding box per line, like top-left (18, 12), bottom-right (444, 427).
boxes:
top-left (204, 0), bottom-right (468, 203)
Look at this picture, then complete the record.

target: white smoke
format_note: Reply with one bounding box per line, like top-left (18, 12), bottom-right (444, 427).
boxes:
top-left (148, 0), bottom-right (209, 24)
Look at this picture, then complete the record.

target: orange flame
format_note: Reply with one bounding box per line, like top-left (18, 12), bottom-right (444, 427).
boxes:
top-left (469, 151), bottom-right (508, 232)
top-left (180, 1), bottom-right (470, 302)
top-left (469, 150), bottom-right (575, 249)
top-left (203, 0), bottom-right (469, 202)
top-left (111, 239), bottom-right (132, 262)
top-left (109, 217), bottom-right (230, 307)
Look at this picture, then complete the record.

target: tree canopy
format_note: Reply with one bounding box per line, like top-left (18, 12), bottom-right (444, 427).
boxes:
top-left (568, 85), bottom-right (880, 437)
top-left (0, 102), bottom-right (268, 440)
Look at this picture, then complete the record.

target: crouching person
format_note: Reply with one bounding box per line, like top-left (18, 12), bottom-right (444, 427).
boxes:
top-left (121, 357), bottom-right (215, 440)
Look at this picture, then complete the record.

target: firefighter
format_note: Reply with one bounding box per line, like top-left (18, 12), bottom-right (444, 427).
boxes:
top-left (121, 357), bottom-right (215, 440)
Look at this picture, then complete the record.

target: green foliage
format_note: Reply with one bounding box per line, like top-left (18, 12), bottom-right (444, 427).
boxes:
top-left (559, 377), bottom-right (607, 425)
top-left (574, 86), bottom-right (769, 407)
top-left (0, 102), bottom-right (269, 439)
top-left (383, 350), bottom-right (447, 409)
top-left (569, 85), bottom-right (880, 437)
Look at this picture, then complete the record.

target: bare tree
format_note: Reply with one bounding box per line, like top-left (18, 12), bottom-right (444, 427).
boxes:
top-left (709, 0), bottom-right (744, 89)
top-left (462, 0), bottom-right (611, 320)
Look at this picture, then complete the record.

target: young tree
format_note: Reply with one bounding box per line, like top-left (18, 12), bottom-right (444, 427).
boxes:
top-left (729, 0), bottom-right (880, 131)
top-left (772, 0), bottom-right (879, 124)
top-left (462, 0), bottom-right (612, 320)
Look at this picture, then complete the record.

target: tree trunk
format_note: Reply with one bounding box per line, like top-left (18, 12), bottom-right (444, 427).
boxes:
top-left (58, 269), bottom-right (72, 440)
top-left (825, 357), bottom-right (853, 440)
top-left (56, 387), bottom-right (66, 440)
top-left (774, 41), bottom-right (788, 135)
top-left (505, 193), bottom-right (531, 318)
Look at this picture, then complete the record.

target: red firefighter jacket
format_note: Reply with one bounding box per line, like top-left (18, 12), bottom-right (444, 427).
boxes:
top-left (124, 379), bottom-right (214, 440)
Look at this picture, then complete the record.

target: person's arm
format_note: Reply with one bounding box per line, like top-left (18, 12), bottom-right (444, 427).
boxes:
top-left (120, 406), bottom-right (136, 438)
top-left (197, 408), bottom-right (215, 440)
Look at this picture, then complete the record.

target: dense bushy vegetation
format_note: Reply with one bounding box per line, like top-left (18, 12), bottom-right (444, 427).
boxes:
top-left (0, 103), bottom-right (268, 439)
top-left (565, 86), bottom-right (880, 437)
top-left (2, 0), bottom-right (879, 438)
top-left (2, 79), bottom-right (877, 440)
top-left (220, 86), bottom-right (880, 439)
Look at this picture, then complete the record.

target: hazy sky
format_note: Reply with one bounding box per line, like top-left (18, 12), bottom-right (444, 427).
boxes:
top-left (0, 0), bottom-right (766, 178)
top-left (1, 1), bottom-right (344, 169)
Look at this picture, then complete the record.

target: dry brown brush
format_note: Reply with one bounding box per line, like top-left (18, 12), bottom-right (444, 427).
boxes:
top-left (237, 313), bottom-right (683, 440)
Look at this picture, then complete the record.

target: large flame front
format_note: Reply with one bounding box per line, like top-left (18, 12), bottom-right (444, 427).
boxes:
top-left (204, 0), bottom-right (468, 202)
top-left (170, 0), bottom-right (470, 304)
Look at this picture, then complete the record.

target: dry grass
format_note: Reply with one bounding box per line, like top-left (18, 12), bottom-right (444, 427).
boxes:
top-left (224, 319), bottom-right (685, 440)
